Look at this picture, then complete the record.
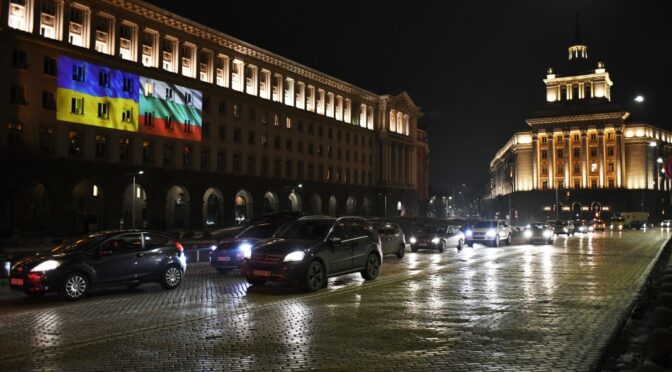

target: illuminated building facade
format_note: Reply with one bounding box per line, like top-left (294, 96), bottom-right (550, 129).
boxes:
top-left (0, 0), bottom-right (429, 235)
top-left (488, 35), bottom-right (672, 223)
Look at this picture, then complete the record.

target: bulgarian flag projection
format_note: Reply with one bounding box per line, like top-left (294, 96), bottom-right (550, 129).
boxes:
top-left (139, 77), bottom-right (202, 141)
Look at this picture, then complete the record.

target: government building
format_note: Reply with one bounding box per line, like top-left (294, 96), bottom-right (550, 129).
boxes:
top-left (0, 0), bottom-right (429, 236)
top-left (488, 33), bottom-right (671, 224)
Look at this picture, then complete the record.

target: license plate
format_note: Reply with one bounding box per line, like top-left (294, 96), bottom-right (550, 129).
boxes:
top-left (217, 256), bottom-right (231, 262)
top-left (253, 270), bottom-right (271, 277)
top-left (418, 243), bottom-right (427, 246)
top-left (10, 278), bottom-right (23, 286)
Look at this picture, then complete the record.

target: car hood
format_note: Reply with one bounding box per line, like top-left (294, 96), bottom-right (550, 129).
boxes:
top-left (216, 238), bottom-right (263, 251)
top-left (12, 251), bottom-right (75, 270)
top-left (253, 238), bottom-right (321, 255)
top-left (415, 234), bottom-right (440, 240)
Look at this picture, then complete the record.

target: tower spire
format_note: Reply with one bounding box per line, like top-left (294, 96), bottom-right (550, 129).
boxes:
top-left (568, 12), bottom-right (588, 61)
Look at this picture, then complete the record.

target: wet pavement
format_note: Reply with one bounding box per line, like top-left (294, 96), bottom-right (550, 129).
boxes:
top-left (0, 229), bottom-right (669, 371)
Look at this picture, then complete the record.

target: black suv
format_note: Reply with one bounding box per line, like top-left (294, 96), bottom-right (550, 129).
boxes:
top-left (9, 231), bottom-right (186, 301)
top-left (241, 216), bottom-right (383, 291)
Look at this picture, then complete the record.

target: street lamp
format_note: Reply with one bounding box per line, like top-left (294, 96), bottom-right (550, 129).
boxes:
top-left (634, 95), bottom-right (644, 103)
top-left (131, 170), bottom-right (144, 229)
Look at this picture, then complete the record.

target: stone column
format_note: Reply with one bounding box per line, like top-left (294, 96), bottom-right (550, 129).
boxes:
top-left (581, 130), bottom-right (588, 188)
top-left (598, 130), bottom-right (605, 187)
top-left (549, 132), bottom-right (555, 188)
top-left (563, 132), bottom-right (570, 187)
top-left (615, 127), bottom-right (624, 187)
top-left (32, 0), bottom-right (42, 35)
top-left (157, 33), bottom-right (164, 70)
top-left (55, 0), bottom-right (64, 41)
top-left (532, 133), bottom-right (538, 189)
top-left (85, 8), bottom-right (94, 50)
top-left (60, 0), bottom-right (70, 43)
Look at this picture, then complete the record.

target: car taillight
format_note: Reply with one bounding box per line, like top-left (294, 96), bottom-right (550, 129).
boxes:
top-left (175, 242), bottom-right (184, 252)
top-left (27, 272), bottom-right (44, 282)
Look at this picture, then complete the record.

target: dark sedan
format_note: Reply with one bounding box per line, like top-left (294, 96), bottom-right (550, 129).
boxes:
top-left (210, 222), bottom-right (286, 274)
top-left (523, 223), bottom-right (554, 244)
top-left (9, 231), bottom-right (187, 301)
top-left (241, 216), bottom-right (383, 291)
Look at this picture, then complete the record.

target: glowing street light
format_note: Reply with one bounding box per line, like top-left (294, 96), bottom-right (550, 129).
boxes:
top-left (634, 95), bottom-right (644, 103)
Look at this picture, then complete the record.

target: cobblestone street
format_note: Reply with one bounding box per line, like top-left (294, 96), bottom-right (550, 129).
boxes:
top-left (0, 230), bottom-right (669, 371)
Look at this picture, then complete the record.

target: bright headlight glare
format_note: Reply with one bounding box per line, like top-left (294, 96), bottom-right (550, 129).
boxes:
top-left (563, 227), bottom-right (568, 232)
top-left (523, 230), bottom-right (532, 238)
top-left (431, 237), bottom-right (440, 244)
top-left (239, 242), bottom-right (253, 259)
top-left (486, 229), bottom-right (497, 238)
top-left (409, 237), bottom-right (417, 244)
top-left (283, 251), bottom-right (305, 262)
top-left (31, 260), bottom-right (61, 272)
top-left (543, 230), bottom-right (553, 238)
top-left (210, 244), bottom-right (217, 251)
top-left (465, 230), bottom-right (472, 237)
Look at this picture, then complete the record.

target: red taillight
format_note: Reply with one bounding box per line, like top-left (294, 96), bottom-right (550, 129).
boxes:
top-left (175, 241), bottom-right (184, 252)
top-left (27, 272), bottom-right (44, 282)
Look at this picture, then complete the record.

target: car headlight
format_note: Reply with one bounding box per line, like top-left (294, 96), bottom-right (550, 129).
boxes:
top-left (579, 226), bottom-right (585, 232)
top-left (283, 251), bottom-right (305, 262)
top-left (31, 260), bottom-right (61, 272)
top-left (523, 230), bottom-right (532, 238)
top-left (239, 242), bottom-right (253, 259)
top-left (409, 237), bottom-right (417, 244)
top-left (431, 237), bottom-right (440, 244)
top-left (465, 230), bottom-right (472, 237)
top-left (588, 226), bottom-right (594, 231)
top-left (543, 230), bottom-right (553, 238)
top-left (563, 227), bottom-right (568, 232)
top-left (485, 229), bottom-right (497, 238)
top-left (618, 224), bottom-right (623, 230)
top-left (210, 244), bottom-right (217, 251)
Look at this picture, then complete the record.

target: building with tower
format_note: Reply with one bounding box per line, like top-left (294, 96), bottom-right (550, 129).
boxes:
top-left (488, 26), bottom-right (672, 224)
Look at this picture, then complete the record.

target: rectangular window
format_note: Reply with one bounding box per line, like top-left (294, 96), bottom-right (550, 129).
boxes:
top-left (163, 144), bottom-right (173, 166)
top-left (607, 147), bottom-right (614, 156)
top-left (165, 116), bottom-right (173, 130)
top-left (95, 134), bottom-right (108, 159)
top-left (573, 148), bottom-right (580, 158)
top-left (608, 162), bottom-right (614, 172)
top-left (68, 131), bottom-right (82, 156)
top-left (142, 31), bottom-right (157, 67)
top-left (184, 119), bottom-right (192, 133)
top-left (72, 64), bottom-right (85, 82)
top-left (122, 77), bottom-right (133, 93)
top-left (39, 126), bottom-right (54, 153)
top-left (285, 160), bottom-right (293, 178)
top-left (142, 140), bottom-right (152, 163)
top-left (261, 133), bottom-right (268, 146)
top-left (286, 138), bottom-right (292, 151)
top-left (202, 122), bottom-right (210, 138)
top-left (233, 128), bottom-right (241, 142)
top-left (71, 97), bottom-right (84, 114)
top-left (608, 179), bottom-right (615, 188)
top-left (297, 141), bottom-right (303, 153)
top-left (248, 131), bottom-right (255, 145)
top-left (12, 50), bottom-right (27, 69)
top-left (165, 87), bottom-right (173, 101)
top-left (274, 136), bottom-right (281, 149)
top-left (233, 154), bottom-right (241, 173)
top-left (10, 85), bottom-right (26, 105)
top-left (42, 91), bottom-right (56, 110)
top-left (590, 133), bottom-right (597, 141)
top-left (274, 114), bottom-right (280, 127)
top-left (273, 159), bottom-right (281, 177)
top-left (590, 148), bottom-right (597, 157)
top-left (261, 158), bottom-right (269, 177)
top-left (182, 146), bottom-right (192, 168)
top-left (7, 123), bottom-right (22, 147)
top-left (98, 71), bottom-right (110, 88)
top-left (200, 149), bottom-right (209, 169)
top-left (97, 102), bottom-right (109, 119)
top-left (591, 180), bottom-right (597, 189)
top-left (119, 137), bottom-right (131, 161)
top-left (218, 125), bottom-right (226, 139)
top-left (285, 116), bottom-right (292, 129)
top-left (247, 156), bottom-right (256, 176)
top-left (43, 56), bottom-right (57, 76)
top-left (541, 150), bottom-right (547, 159)
top-left (233, 104), bottom-right (240, 118)
top-left (219, 100), bottom-right (227, 114)
top-left (557, 149), bottom-right (563, 158)
top-left (217, 152), bottom-right (226, 172)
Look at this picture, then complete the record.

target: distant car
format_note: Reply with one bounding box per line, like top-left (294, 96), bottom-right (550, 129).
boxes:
top-left (660, 220), bottom-right (672, 228)
top-left (630, 220), bottom-right (648, 230)
top-left (552, 220), bottom-right (574, 236)
top-left (9, 231), bottom-right (186, 301)
top-left (241, 216), bottom-right (383, 291)
top-left (409, 224), bottom-right (464, 252)
top-left (465, 220), bottom-right (512, 247)
top-left (523, 222), bottom-right (554, 244)
top-left (373, 222), bottom-right (406, 258)
top-left (210, 222), bottom-right (291, 274)
top-left (591, 219), bottom-right (606, 231)
top-left (573, 220), bottom-right (589, 233)
top-left (609, 217), bottom-right (625, 231)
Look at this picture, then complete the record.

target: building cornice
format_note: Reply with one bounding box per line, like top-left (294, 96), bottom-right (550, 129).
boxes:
top-left (102, 0), bottom-right (381, 103)
top-left (526, 112), bottom-right (628, 126)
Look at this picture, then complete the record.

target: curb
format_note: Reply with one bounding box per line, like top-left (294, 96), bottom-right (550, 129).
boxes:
top-left (593, 236), bottom-right (672, 371)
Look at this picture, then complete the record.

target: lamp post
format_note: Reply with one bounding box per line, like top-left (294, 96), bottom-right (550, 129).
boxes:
top-left (131, 170), bottom-right (144, 229)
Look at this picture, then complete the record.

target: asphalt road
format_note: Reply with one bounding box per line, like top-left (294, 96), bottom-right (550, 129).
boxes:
top-left (0, 229), bottom-right (669, 371)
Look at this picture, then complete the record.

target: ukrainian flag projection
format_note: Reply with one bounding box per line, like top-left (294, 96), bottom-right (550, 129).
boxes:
top-left (139, 77), bottom-right (202, 141)
top-left (56, 56), bottom-right (139, 132)
top-left (56, 56), bottom-right (203, 141)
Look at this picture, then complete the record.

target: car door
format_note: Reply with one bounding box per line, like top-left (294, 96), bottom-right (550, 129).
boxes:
top-left (89, 233), bottom-right (143, 284)
top-left (137, 233), bottom-right (173, 281)
top-left (326, 221), bottom-right (353, 274)
top-left (350, 221), bottom-right (372, 269)
top-left (444, 226), bottom-right (459, 247)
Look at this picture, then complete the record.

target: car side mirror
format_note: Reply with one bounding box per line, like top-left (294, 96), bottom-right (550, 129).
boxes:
top-left (329, 237), bottom-right (342, 245)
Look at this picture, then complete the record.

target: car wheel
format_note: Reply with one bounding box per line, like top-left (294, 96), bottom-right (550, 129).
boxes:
top-left (160, 265), bottom-right (183, 290)
top-left (126, 283), bottom-right (141, 289)
top-left (303, 260), bottom-right (326, 291)
top-left (60, 272), bottom-right (89, 301)
top-left (247, 278), bottom-right (266, 286)
top-left (361, 253), bottom-right (381, 281)
top-left (457, 239), bottom-right (463, 250)
top-left (411, 245), bottom-right (418, 252)
top-left (493, 236), bottom-right (500, 247)
top-left (506, 234), bottom-right (512, 245)
top-left (216, 268), bottom-right (232, 275)
top-left (438, 240), bottom-right (445, 253)
top-left (396, 244), bottom-right (405, 259)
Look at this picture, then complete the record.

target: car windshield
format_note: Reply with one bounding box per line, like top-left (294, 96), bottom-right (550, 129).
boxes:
top-left (237, 224), bottom-right (278, 239)
top-left (474, 221), bottom-right (496, 228)
top-left (530, 223), bottom-right (547, 229)
top-left (274, 220), bottom-right (334, 241)
top-left (52, 234), bottom-right (109, 254)
top-left (554, 221), bottom-right (567, 226)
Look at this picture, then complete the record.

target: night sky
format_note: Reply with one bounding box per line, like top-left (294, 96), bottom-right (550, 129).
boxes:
top-left (145, 0), bottom-right (671, 194)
